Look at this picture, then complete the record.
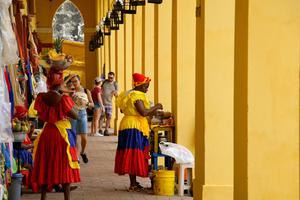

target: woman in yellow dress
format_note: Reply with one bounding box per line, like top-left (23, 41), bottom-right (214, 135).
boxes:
top-left (114, 73), bottom-right (163, 191)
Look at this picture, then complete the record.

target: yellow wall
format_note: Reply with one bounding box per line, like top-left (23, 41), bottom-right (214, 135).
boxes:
top-left (144, 4), bottom-right (155, 101)
top-left (157, 1), bottom-right (172, 111)
top-left (247, 0), bottom-right (300, 199)
top-left (133, 7), bottom-right (143, 73)
top-left (124, 15), bottom-right (133, 91)
top-left (62, 40), bottom-right (85, 62)
top-left (175, 0), bottom-right (196, 151)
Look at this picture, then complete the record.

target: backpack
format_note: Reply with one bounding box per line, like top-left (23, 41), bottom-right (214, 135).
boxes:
top-left (101, 80), bottom-right (118, 90)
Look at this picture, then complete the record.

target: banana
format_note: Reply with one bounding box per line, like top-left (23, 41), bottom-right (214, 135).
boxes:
top-left (48, 49), bottom-right (66, 61)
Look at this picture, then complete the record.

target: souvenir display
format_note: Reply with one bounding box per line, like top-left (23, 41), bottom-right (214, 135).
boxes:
top-left (0, 0), bottom-right (41, 199)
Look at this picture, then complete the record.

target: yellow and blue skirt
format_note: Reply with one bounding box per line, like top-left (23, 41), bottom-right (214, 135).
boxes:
top-left (114, 116), bottom-right (150, 177)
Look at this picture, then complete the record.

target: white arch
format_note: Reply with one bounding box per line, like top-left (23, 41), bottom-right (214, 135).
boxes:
top-left (52, 0), bottom-right (85, 42)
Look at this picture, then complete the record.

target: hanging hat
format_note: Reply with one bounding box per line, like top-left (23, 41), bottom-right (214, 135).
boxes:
top-left (132, 73), bottom-right (151, 87)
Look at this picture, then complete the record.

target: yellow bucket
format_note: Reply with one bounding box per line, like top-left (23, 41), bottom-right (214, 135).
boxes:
top-left (153, 170), bottom-right (175, 196)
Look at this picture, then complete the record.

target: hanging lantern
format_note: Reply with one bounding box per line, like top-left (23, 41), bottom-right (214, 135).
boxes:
top-left (117, 10), bottom-right (124, 24)
top-left (113, 0), bottom-right (123, 11)
top-left (131, 0), bottom-right (145, 6)
top-left (110, 11), bottom-right (120, 30)
top-left (122, 0), bottom-right (136, 14)
top-left (89, 35), bottom-right (96, 51)
top-left (95, 30), bottom-right (104, 47)
top-left (148, 0), bottom-right (162, 4)
top-left (103, 16), bottom-right (111, 36)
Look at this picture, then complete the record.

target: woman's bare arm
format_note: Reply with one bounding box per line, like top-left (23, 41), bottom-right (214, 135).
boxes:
top-left (86, 89), bottom-right (94, 107)
top-left (134, 100), bottom-right (163, 117)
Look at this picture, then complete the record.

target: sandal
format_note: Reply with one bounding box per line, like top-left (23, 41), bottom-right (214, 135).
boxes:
top-left (127, 185), bottom-right (143, 192)
top-left (135, 182), bottom-right (144, 189)
top-left (127, 182), bottom-right (145, 192)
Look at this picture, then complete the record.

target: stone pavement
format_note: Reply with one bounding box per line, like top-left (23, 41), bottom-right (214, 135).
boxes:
top-left (22, 134), bottom-right (193, 200)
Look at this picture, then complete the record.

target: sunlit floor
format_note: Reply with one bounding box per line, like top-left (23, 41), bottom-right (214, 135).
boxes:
top-left (22, 132), bottom-right (193, 200)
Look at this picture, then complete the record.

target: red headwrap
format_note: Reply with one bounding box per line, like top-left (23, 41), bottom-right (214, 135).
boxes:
top-left (47, 68), bottom-right (64, 90)
top-left (132, 73), bottom-right (151, 87)
top-left (14, 106), bottom-right (28, 119)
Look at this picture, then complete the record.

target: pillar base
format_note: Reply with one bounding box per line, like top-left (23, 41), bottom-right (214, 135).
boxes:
top-left (202, 185), bottom-right (233, 200)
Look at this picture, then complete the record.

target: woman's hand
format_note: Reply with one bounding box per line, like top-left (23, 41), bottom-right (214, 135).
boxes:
top-left (155, 103), bottom-right (163, 110)
top-left (155, 109), bottom-right (164, 117)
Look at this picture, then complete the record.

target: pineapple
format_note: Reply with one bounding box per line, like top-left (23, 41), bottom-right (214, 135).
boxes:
top-left (53, 37), bottom-right (64, 54)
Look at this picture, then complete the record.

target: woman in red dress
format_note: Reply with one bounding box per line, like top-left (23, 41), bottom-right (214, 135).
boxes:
top-left (31, 55), bottom-right (80, 200)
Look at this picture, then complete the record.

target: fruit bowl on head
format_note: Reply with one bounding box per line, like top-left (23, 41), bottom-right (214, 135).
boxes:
top-left (50, 55), bottom-right (73, 71)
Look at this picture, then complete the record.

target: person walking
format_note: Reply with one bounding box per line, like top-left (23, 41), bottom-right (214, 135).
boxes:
top-left (31, 55), bottom-right (80, 200)
top-left (91, 77), bottom-right (104, 136)
top-left (99, 72), bottom-right (118, 136)
top-left (69, 74), bottom-right (93, 163)
top-left (114, 73), bottom-right (163, 191)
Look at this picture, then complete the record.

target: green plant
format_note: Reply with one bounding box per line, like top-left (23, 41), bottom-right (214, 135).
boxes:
top-left (53, 37), bottom-right (64, 53)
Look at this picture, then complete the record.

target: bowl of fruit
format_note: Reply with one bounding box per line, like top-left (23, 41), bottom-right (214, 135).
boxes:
top-left (12, 118), bottom-right (30, 142)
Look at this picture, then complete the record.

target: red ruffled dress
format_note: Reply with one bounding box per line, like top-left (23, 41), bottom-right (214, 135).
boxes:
top-left (31, 94), bottom-right (80, 186)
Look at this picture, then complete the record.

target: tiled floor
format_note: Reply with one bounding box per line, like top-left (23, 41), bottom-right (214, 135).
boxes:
top-left (22, 132), bottom-right (193, 200)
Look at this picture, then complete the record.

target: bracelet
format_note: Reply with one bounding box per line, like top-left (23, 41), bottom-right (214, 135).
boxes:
top-left (86, 102), bottom-right (89, 107)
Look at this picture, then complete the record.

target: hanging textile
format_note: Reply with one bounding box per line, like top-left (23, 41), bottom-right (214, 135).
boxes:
top-left (28, 27), bottom-right (39, 73)
top-left (0, 147), bottom-right (8, 200)
top-left (0, 67), bottom-right (13, 143)
top-left (11, 4), bottom-right (24, 61)
top-left (22, 15), bottom-right (29, 61)
top-left (7, 64), bottom-right (24, 106)
top-left (0, 0), bottom-right (19, 66)
top-left (26, 61), bottom-right (34, 107)
top-left (4, 66), bottom-right (15, 116)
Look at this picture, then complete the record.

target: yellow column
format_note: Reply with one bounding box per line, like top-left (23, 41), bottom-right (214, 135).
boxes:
top-left (133, 6), bottom-right (143, 73)
top-left (96, 0), bottom-right (101, 77)
top-left (247, 1), bottom-right (300, 199)
top-left (111, 31), bottom-right (118, 134)
top-left (100, 0), bottom-right (105, 76)
top-left (116, 23), bottom-right (125, 132)
top-left (234, 0), bottom-right (248, 199)
top-left (124, 15), bottom-right (134, 90)
top-left (110, 31), bottom-right (116, 74)
top-left (157, 0), bottom-right (172, 111)
top-left (117, 25), bottom-right (125, 93)
top-left (195, 0), bottom-right (205, 199)
top-left (144, 4), bottom-right (155, 101)
top-left (154, 5), bottom-right (159, 104)
top-left (195, 0), bottom-right (235, 199)
top-left (85, 30), bottom-right (97, 88)
top-left (175, 0), bottom-right (196, 149)
top-left (103, 0), bottom-right (110, 76)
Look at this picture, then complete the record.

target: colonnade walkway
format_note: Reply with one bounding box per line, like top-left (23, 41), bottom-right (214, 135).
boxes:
top-left (22, 135), bottom-right (193, 200)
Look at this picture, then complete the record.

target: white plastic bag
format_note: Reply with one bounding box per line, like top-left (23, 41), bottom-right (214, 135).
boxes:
top-left (159, 141), bottom-right (194, 164)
